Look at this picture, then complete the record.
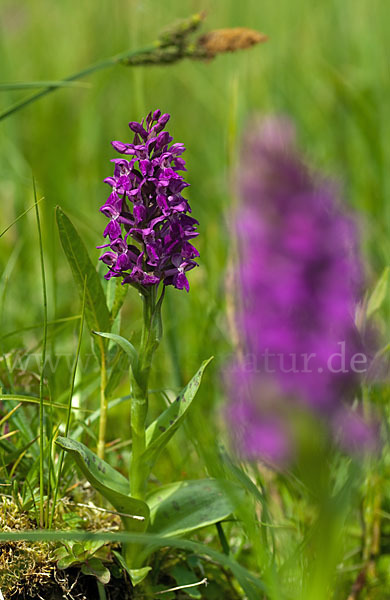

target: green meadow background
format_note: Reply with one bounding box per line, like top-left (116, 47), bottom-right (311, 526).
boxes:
top-left (0, 3), bottom-right (389, 590)
top-left (1, 0), bottom-right (389, 453)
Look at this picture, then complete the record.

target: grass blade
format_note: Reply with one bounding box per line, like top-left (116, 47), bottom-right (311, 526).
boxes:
top-left (0, 529), bottom-right (265, 598)
top-left (0, 45), bottom-right (155, 121)
top-left (0, 81), bottom-right (91, 90)
top-left (0, 197), bottom-right (44, 238)
top-left (49, 277), bottom-right (86, 528)
top-left (34, 179), bottom-right (48, 529)
top-left (0, 394), bottom-right (91, 411)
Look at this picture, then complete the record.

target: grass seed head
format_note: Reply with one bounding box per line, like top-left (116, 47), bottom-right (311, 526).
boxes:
top-left (197, 28), bottom-right (268, 58)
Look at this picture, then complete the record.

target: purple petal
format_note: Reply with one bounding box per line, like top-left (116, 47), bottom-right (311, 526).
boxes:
top-left (128, 121), bottom-right (148, 140)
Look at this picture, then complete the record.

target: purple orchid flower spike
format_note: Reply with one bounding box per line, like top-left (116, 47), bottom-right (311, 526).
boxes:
top-left (99, 111), bottom-right (199, 292)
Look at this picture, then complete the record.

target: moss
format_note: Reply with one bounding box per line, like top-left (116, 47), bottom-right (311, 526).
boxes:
top-left (0, 496), bottom-right (121, 599)
top-left (0, 496), bottom-right (241, 599)
top-left (0, 498), bottom-right (56, 597)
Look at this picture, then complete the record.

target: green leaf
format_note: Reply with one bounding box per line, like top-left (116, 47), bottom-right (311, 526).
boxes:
top-left (141, 358), bottom-right (213, 470)
top-left (57, 554), bottom-right (78, 569)
top-left (54, 545), bottom-right (70, 562)
top-left (128, 566), bottom-right (152, 587)
top-left (367, 266), bottom-right (390, 318)
top-left (81, 557), bottom-right (111, 584)
top-left (113, 550), bottom-right (151, 586)
top-left (56, 207), bottom-right (111, 334)
top-left (56, 436), bottom-right (128, 493)
top-left (93, 331), bottom-right (138, 369)
top-left (55, 436), bottom-right (149, 532)
top-left (147, 478), bottom-right (243, 537)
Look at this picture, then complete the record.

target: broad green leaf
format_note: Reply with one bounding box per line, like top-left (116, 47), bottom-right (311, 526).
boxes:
top-left (128, 567), bottom-right (152, 587)
top-left (367, 266), bottom-right (390, 318)
top-left (55, 436), bottom-right (129, 494)
top-left (55, 436), bottom-right (149, 532)
top-left (56, 207), bottom-right (111, 334)
top-left (81, 557), bottom-right (111, 584)
top-left (54, 545), bottom-right (70, 563)
top-left (57, 554), bottom-right (78, 569)
top-left (113, 551), bottom-right (151, 587)
top-left (147, 478), bottom-right (243, 537)
top-left (141, 358), bottom-right (213, 470)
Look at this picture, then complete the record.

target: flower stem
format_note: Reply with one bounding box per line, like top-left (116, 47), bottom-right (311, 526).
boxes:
top-left (130, 286), bottom-right (163, 499)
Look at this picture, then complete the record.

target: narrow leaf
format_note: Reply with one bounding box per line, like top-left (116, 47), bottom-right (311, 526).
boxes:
top-left (0, 394), bottom-right (91, 412)
top-left (93, 331), bottom-right (138, 368)
top-left (367, 266), bottom-right (390, 318)
top-left (56, 207), bottom-right (111, 334)
top-left (0, 529), bottom-right (265, 600)
top-left (141, 358), bottom-right (213, 470)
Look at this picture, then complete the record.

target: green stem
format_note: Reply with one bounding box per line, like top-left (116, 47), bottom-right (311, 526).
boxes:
top-left (0, 44), bottom-right (156, 122)
top-left (97, 340), bottom-right (108, 460)
top-left (49, 279), bottom-right (86, 528)
top-left (34, 181), bottom-right (48, 529)
top-left (130, 286), bottom-right (162, 499)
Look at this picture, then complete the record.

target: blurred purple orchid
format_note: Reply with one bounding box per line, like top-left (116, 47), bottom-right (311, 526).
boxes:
top-left (226, 115), bottom-right (376, 463)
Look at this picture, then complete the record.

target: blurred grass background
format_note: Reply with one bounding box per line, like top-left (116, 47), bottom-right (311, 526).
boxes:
top-left (0, 0), bottom-right (389, 476)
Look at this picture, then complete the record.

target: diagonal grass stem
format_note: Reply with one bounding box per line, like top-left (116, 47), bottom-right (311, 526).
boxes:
top-left (49, 277), bottom-right (86, 528)
top-left (0, 45), bottom-right (156, 122)
top-left (34, 178), bottom-right (48, 528)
